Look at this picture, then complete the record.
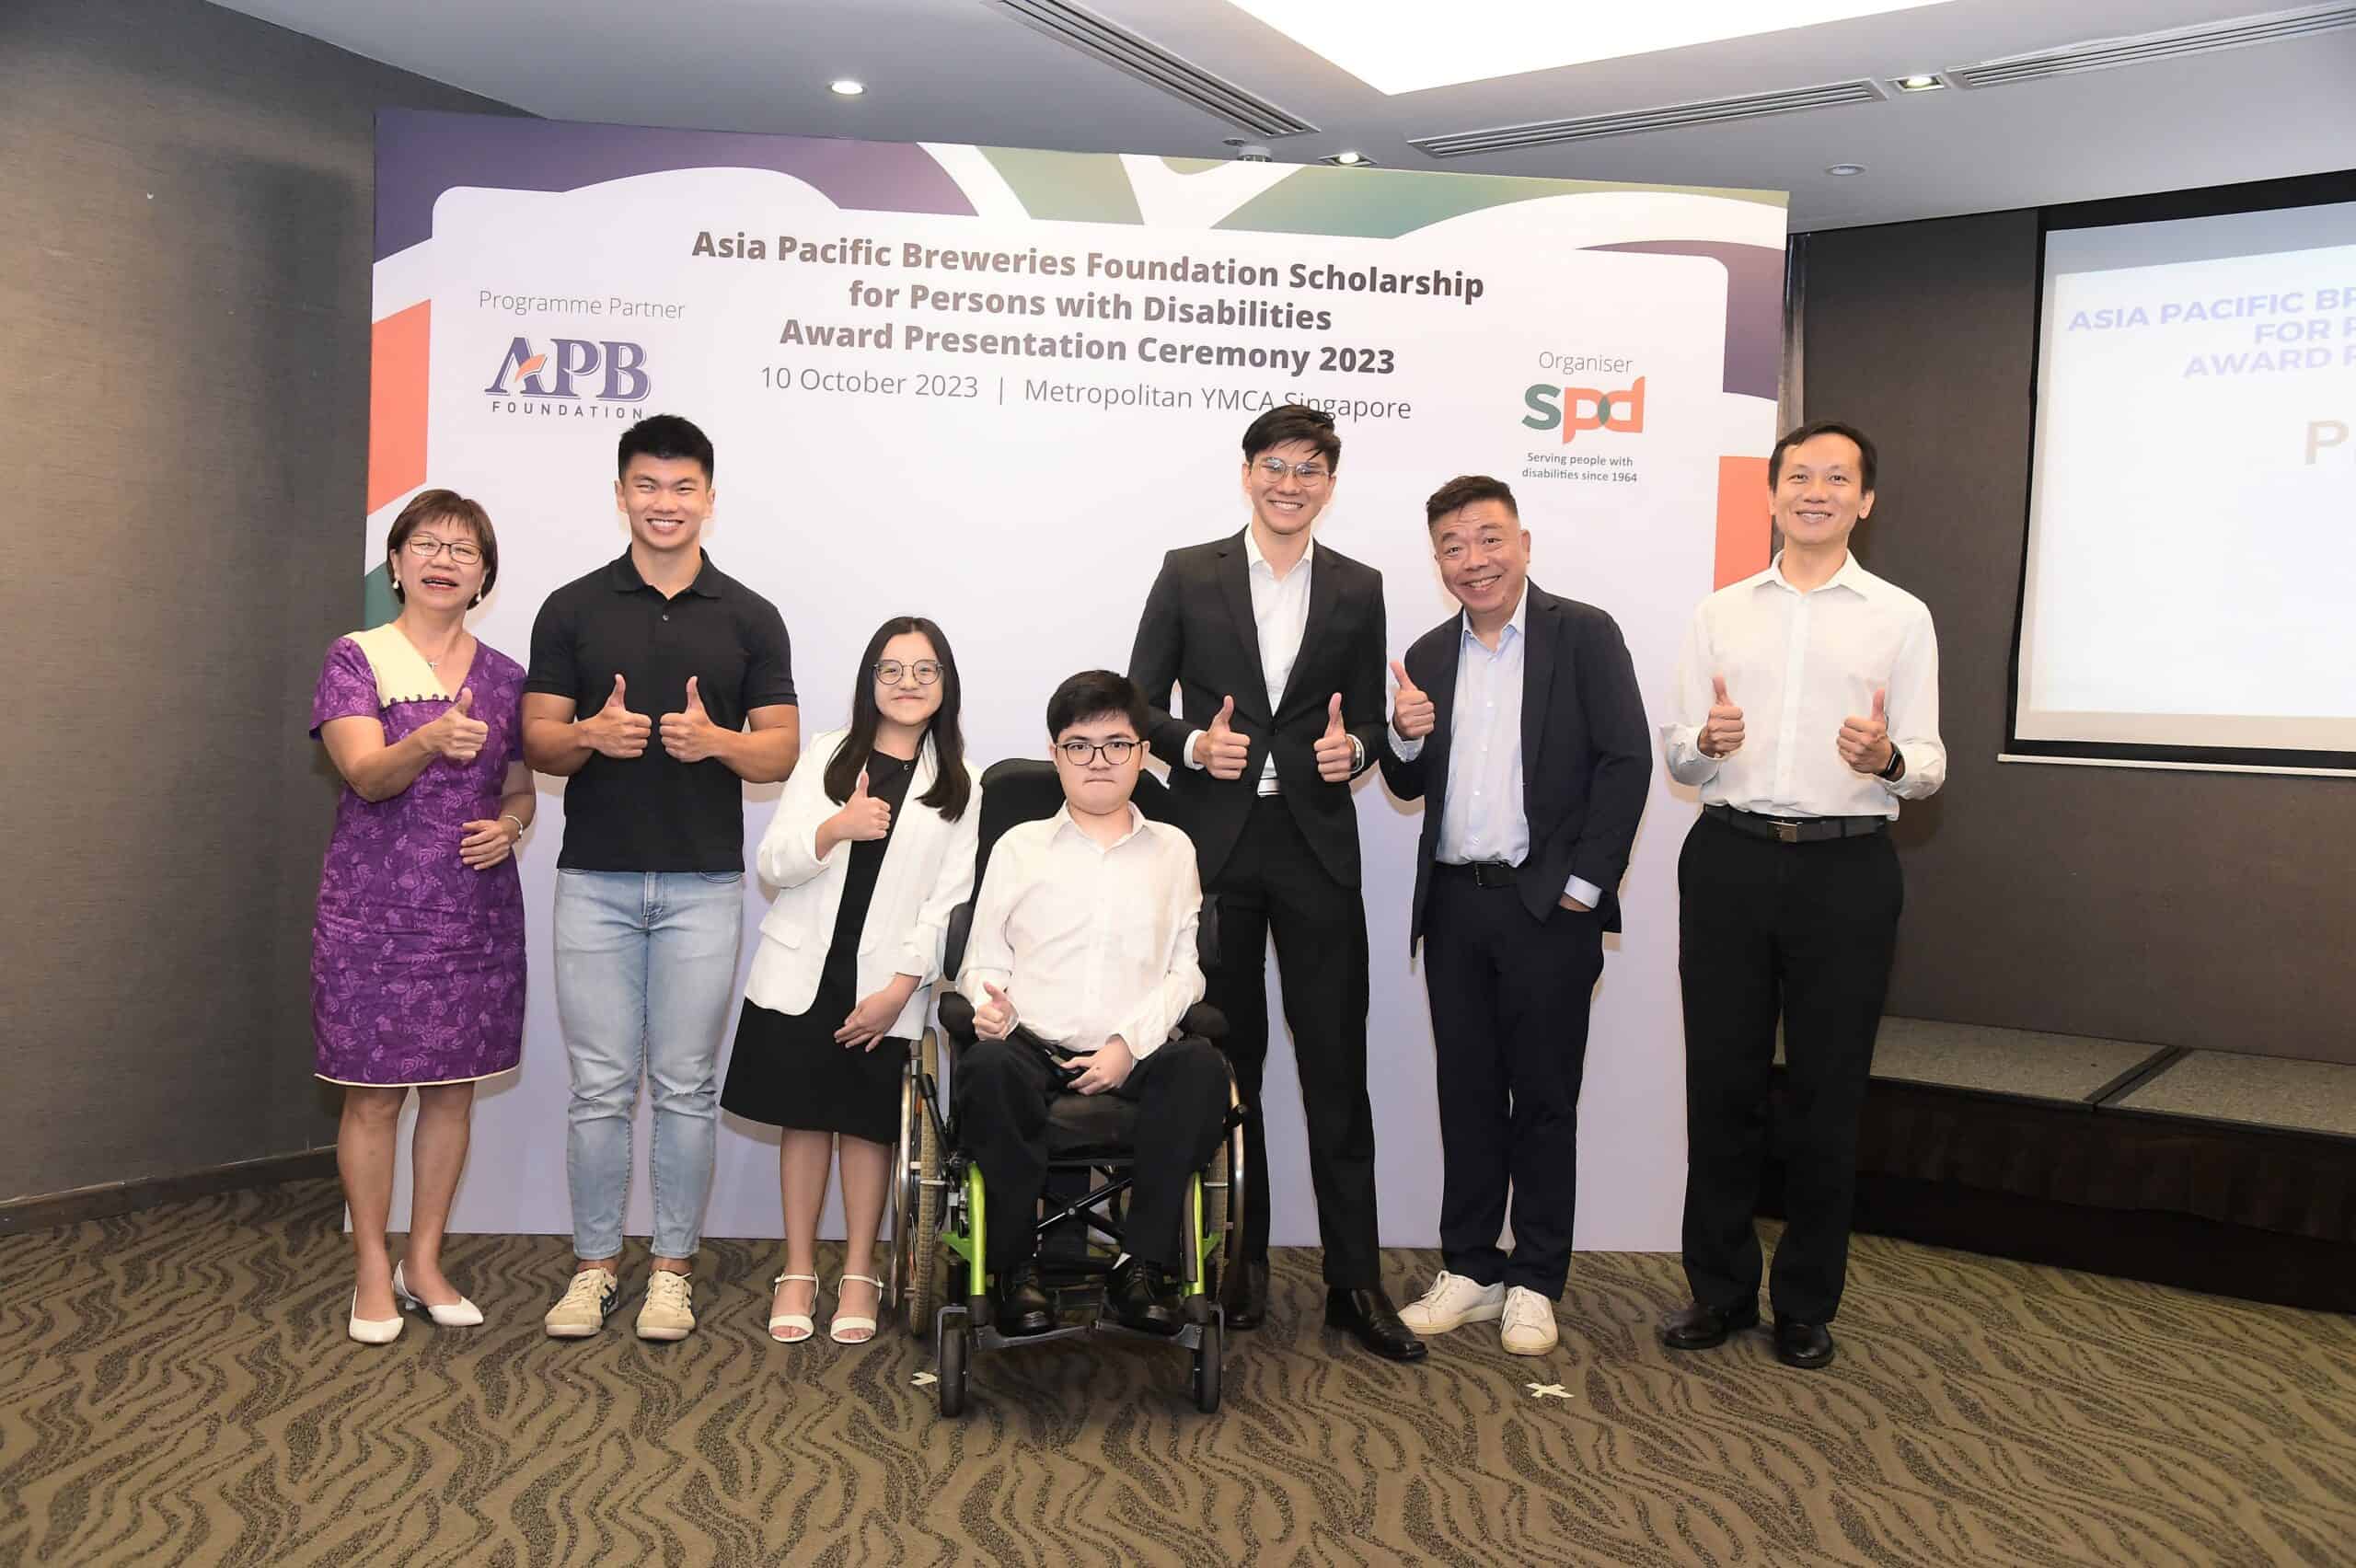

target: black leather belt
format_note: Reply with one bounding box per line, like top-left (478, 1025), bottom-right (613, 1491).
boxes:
top-left (1436, 859), bottom-right (1519, 888)
top-left (1704, 804), bottom-right (1888, 844)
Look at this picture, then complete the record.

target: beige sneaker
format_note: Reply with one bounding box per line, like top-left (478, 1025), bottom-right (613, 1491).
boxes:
top-left (544, 1267), bottom-right (620, 1338)
top-left (1501, 1286), bottom-right (1560, 1356)
top-left (1399, 1270), bottom-right (1505, 1335)
top-left (637, 1270), bottom-right (697, 1341)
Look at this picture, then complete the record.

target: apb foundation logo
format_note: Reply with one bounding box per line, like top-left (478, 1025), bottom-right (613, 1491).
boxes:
top-left (1522, 375), bottom-right (1646, 444)
top-left (483, 337), bottom-right (652, 420)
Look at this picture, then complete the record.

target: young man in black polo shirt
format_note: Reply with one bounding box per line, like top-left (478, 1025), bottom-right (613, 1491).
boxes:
top-left (522, 414), bottom-right (800, 1341)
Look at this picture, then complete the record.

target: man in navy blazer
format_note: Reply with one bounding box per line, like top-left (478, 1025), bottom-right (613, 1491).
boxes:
top-left (1379, 475), bottom-right (1650, 1357)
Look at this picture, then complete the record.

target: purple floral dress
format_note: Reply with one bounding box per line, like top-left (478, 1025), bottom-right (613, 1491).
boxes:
top-left (309, 628), bottom-right (527, 1086)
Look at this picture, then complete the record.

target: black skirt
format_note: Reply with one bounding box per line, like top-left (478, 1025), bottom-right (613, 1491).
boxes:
top-left (722, 992), bottom-right (906, 1146)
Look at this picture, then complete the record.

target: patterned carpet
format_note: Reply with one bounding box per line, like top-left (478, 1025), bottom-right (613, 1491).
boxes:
top-left (1, 1179), bottom-right (2350, 1567)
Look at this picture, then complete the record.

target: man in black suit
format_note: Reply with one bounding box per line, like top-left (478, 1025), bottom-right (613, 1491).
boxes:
top-left (1128, 404), bottom-right (1424, 1361)
top-left (1378, 475), bottom-right (1651, 1357)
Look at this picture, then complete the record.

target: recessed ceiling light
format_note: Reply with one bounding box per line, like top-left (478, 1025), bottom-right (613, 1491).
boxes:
top-left (1224, 0), bottom-right (1951, 95)
top-left (1330, 150), bottom-right (1369, 166)
top-left (1892, 73), bottom-right (1946, 91)
top-left (829, 78), bottom-right (866, 97)
top-left (1825, 163), bottom-right (1867, 176)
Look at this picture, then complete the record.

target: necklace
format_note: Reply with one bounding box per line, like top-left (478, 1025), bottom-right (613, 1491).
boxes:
top-left (398, 619), bottom-right (467, 672)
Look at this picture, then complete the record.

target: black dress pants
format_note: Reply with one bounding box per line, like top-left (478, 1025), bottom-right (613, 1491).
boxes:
top-left (1677, 813), bottom-right (1902, 1325)
top-left (1208, 796), bottom-right (1379, 1287)
top-left (953, 1033), bottom-right (1230, 1276)
top-left (1422, 866), bottom-right (1604, 1297)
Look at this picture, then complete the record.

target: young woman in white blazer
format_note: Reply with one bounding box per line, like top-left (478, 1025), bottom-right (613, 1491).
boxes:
top-left (720, 617), bottom-right (980, 1345)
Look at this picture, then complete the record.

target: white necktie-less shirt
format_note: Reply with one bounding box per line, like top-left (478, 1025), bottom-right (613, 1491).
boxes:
top-left (1183, 530), bottom-right (1312, 796)
top-left (1661, 551), bottom-right (1946, 818)
top-left (955, 804), bottom-right (1205, 1060)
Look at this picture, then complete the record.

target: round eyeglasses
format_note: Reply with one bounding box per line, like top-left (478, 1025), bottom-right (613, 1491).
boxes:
top-left (404, 535), bottom-right (481, 565)
top-left (1253, 456), bottom-right (1330, 485)
top-left (873, 660), bottom-right (942, 686)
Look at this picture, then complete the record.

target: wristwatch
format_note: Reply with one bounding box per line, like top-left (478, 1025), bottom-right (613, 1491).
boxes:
top-left (1877, 745), bottom-right (1905, 782)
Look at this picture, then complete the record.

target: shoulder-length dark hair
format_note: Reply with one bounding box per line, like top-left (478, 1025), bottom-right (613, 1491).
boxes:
top-left (823, 617), bottom-right (973, 822)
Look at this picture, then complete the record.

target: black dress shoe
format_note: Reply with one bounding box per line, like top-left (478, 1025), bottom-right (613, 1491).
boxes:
top-left (1109, 1258), bottom-right (1184, 1336)
top-left (995, 1264), bottom-right (1055, 1337)
top-left (1220, 1259), bottom-right (1268, 1332)
top-left (1324, 1287), bottom-right (1428, 1362)
top-left (1658, 1299), bottom-right (1761, 1352)
top-left (1773, 1315), bottom-right (1835, 1369)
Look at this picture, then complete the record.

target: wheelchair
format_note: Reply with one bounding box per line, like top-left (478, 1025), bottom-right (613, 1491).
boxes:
top-left (880, 758), bottom-right (1247, 1416)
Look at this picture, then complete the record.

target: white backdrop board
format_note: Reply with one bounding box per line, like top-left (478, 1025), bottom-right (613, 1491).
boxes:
top-left (362, 112), bottom-right (1785, 1248)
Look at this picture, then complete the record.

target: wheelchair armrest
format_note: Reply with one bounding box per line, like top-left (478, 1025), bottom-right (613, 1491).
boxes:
top-left (1179, 1003), bottom-right (1228, 1043)
top-left (938, 987), bottom-right (978, 1046)
top-left (941, 901), bottom-right (975, 986)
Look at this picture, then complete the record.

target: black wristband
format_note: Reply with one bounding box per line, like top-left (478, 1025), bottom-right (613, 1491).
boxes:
top-left (1877, 744), bottom-right (1905, 781)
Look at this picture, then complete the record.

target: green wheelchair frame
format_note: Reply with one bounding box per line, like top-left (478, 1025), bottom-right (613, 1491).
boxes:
top-left (884, 1023), bottom-right (1246, 1416)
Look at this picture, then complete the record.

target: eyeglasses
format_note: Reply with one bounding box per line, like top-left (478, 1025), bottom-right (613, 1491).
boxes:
top-left (873, 660), bottom-right (942, 686)
top-left (404, 535), bottom-right (482, 565)
top-left (1253, 456), bottom-right (1331, 485)
top-left (1056, 738), bottom-right (1138, 767)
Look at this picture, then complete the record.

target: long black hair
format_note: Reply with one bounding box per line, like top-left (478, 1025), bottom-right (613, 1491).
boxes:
top-left (823, 617), bottom-right (973, 822)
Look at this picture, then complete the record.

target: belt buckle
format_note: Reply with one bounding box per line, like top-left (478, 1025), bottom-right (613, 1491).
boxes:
top-left (1771, 819), bottom-right (1800, 844)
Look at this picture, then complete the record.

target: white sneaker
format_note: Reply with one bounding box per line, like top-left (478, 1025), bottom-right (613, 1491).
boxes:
top-left (543, 1267), bottom-right (620, 1338)
top-left (1398, 1270), bottom-right (1506, 1336)
top-left (1501, 1286), bottom-right (1559, 1356)
top-left (637, 1270), bottom-right (697, 1341)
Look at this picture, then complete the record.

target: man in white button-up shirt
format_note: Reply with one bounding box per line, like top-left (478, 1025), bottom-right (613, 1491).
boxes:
top-left (953, 672), bottom-right (1229, 1339)
top-left (1657, 422), bottom-right (1945, 1372)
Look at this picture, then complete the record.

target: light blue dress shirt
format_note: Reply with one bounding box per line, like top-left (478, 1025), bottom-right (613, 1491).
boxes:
top-left (1392, 589), bottom-right (1604, 909)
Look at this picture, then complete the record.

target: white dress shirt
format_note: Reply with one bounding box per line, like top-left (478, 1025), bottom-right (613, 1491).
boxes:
top-left (956, 803), bottom-right (1205, 1061)
top-left (1389, 589), bottom-right (1604, 907)
top-left (1184, 528), bottom-right (1312, 795)
top-left (1661, 551), bottom-right (1946, 817)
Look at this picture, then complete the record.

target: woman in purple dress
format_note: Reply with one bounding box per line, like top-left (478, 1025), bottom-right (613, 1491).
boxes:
top-left (312, 490), bottom-right (533, 1344)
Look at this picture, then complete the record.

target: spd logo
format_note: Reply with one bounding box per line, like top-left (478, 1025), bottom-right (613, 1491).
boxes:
top-left (1522, 375), bottom-right (1646, 444)
top-left (484, 337), bottom-right (652, 402)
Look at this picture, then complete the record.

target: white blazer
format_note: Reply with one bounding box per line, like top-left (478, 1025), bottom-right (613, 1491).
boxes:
top-left (744, 727), bottom-right (982, 1039)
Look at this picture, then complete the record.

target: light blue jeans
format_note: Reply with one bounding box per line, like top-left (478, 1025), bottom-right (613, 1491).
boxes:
top-left (554, 870), bottom-right (744, 1261)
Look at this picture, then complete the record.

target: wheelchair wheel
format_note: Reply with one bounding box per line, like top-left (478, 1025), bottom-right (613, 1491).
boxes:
top-left (1191, 1317), bottom-right (1221, 1413)
top-left (938, 1309), bottom-right (970, 1418)
top-left (901, 1032), bottom-right (943, 1337)
top-left (1213, 1096), bottom-right (1246, 1285)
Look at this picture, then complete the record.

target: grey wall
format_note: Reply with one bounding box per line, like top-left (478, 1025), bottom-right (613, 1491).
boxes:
top-left (0, 0), bottom-right (519, 1201)
top-left (1804, 212), bottom-right (2356, 1065)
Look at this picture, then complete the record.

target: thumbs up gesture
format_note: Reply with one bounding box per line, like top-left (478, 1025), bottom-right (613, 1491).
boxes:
top-left (829, 766), bottom-right (894, 843)
top-left (1700, 674), bottom-right (1746, 759)
top-left (422, 686), bottom-right (491, 763)
top-left (659, 674), bottom-right (724, 762)
top-left (1838, 686), bottom-right (1894, 776)
top-left (975, 980), bottom-right (1017, 1041)
top-left (1314, 692), bottom-right (1356, 783)
top-left (1192, 694), bottom-right (1252, 780)
top-left (1390, 660), bottom-right (1434, 741)
top-left (579, 674), bottom-right (653, 758)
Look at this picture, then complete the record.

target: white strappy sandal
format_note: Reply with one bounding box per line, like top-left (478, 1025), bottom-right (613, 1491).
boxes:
top-left (830, 1274), bottom-right (884, 1344)
top-left (768, 1272), bottom-right (818, 1343)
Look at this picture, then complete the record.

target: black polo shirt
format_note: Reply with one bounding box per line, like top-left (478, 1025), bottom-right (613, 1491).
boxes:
top-left (525, 550), bottom-right (795, 871)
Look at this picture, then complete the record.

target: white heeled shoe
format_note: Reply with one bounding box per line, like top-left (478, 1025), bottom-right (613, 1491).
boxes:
top-left (349, 1290), bottom-right (403, 1345)
top-left (393, 1262), bottom-right (484, 1327)
top-left (769, 1273), bottom-right (818, 1343)
top-left (830, 1273), bottom-right (884, 1344)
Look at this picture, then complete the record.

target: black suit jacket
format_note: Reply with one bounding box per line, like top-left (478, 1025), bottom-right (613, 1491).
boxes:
top-left (1379, 582), bottom-right (1652, 947)
top-left (1129, 532), bottom-right (1388, 889)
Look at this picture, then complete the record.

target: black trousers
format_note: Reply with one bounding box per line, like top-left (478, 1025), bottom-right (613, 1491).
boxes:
top-left (1677, 813), bottom-right (1902, 1325)
top-left (953, 1033), bottom-right (1230, 1276)
top-left (1210, 796), bottom-right (1379, 1286)
top-left (1422, 868), bottom-right (1604, 1297)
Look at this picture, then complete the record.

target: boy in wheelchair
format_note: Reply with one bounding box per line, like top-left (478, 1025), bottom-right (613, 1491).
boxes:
top-left (951, 670), bottom-right (1232, 1337)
